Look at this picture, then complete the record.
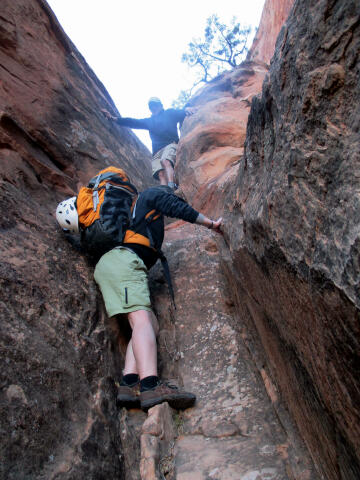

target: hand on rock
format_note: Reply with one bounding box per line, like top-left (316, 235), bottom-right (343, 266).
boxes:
top-left (101, 109), bottom-right (116, 121)
top-left (185, 107), bottom-right (197, 116)
top-left (212, 218), bottom-right (222, 234)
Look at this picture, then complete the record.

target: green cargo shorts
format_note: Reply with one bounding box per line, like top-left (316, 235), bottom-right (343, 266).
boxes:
top-left (94, 247), bottom-right (152, 317)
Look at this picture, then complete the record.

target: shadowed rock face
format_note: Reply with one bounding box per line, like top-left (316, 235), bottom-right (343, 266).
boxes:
top-left (230, 1), bottom-right (360, 478)
top-left (228, 1), bottom-right (360, 476)
top-left (0, 0), bottom-right (151, 478)
top-left (174, 0), bottom-right (360, 478)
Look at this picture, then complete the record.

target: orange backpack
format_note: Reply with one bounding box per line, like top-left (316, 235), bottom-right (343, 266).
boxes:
top-left (76, 166), bottom-right (137, 256)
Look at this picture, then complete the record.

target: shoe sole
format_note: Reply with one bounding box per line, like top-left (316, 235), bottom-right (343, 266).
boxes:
top-left (141, 395), bottom-right (166, 411)
top-left (117, 395), bottom-right (141, 409)
top-left (141, 395), bottom-right (196, 411)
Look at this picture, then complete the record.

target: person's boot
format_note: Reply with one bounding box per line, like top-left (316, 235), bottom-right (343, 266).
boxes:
top-left (116, 381), bottom-right (140, 409)
top-left (140, 380), bottom-right (196, 411)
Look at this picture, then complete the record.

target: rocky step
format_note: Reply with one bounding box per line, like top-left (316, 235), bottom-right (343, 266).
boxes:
top-left (120, 223), bottom-right (318, 479)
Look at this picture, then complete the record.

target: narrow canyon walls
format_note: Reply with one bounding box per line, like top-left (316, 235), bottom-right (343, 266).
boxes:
top-left (1, 0), bottom-right (359, 478)
top-left (175, 0), bottom-right (360, 478)
top-left (225, 1), bottom-right (360, 477)
top-left (0, 0), bottom-right (151, 478)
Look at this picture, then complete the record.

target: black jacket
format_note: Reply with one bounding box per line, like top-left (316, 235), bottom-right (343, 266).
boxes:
top-left (116, 108), bottom-right (187, 154)
top-left (125, 186), bottom-right (198, 269)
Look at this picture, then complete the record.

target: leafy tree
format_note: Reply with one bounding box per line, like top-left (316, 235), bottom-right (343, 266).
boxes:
top-left (172, 15), bottom-right (251, 108)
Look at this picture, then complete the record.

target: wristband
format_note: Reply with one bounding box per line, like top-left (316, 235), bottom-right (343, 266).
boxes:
top-left (208, 221), bottom-right (213, 229)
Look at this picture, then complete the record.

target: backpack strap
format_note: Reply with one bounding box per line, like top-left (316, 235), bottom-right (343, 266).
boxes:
top-left (89, 172), bottom-right (137, 212)
top-left (91, 173), bottom-right (104, 212)
top-left (143, 212), bottom-right (176, 308)
top-left (88, 171), bottom-right (114, 188)
top-left (144, 210), bottom-right (161, 247)
top-left (158, 250), bottom-right (176, 309)
top-left (128, 200), bottom-right (176, 307)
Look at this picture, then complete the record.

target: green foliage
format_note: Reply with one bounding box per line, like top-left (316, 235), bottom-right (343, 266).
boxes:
top-left (172, 15), bottom-right (251, 108)
top-left (184, 14), bottom-right (251, 76)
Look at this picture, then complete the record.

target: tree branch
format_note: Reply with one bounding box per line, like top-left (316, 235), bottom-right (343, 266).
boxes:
top-left (198, 44), bottom-right (229, 65)
top-left (179, 14), bottom-right (251, 99)
top-left (214, 20), bottom-right (233, 65)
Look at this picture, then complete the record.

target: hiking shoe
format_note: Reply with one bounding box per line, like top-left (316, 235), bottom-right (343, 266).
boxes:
top-left (116, 383), bottom-right (140, 409)
top-left (140, 381), bottom-right (196, 411)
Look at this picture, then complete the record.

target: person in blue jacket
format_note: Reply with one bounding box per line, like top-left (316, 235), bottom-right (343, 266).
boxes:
top-left (102, 97), bottom-right (194, 190)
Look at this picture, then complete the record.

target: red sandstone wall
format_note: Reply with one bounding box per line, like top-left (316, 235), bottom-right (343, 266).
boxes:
top-left (1, 0), bottom-right (359, 478)
top-left (174, 0), bottom-right (360, 478)
top-left (0, 1), bottom-right (151, 477)
top-left (248, 0), bottom-right (294, 64)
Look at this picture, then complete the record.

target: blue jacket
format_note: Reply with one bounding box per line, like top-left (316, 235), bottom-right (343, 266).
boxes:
top-left (116, 108), bottom-right (187, 154)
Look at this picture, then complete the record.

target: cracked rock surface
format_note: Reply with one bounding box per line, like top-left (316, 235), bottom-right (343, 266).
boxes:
top-left (1, 0), bottom-right (359, 478)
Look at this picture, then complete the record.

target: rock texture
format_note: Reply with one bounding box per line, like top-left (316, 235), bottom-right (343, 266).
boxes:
top-left (0, 0), bottom-right (151, 478)
top-left (147, 223), bottom-right (317, 479)
top-left (247, 0), bottom-right (294, 64)
top-left (0, 0), bottom-right (151, 192)
top-left (140, 403), bottom-right (176, 479)
top-left (173, 0), bottom-right (360, 478)
top-left (175, 0), bottom-right (295, 216)
top-left (226, 1), bottom-right (360, 477)
top-left (176, 61), bottom-right (269, 216)
top-left (1, 0), bottom-right (359, 479)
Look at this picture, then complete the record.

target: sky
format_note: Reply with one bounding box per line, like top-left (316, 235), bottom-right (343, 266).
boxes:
top-left (47, 0), bottom-right (265, 149)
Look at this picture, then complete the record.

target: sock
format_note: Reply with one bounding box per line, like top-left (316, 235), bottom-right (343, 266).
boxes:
top-left (140, 375), bottom-right (159, 392)
top-left (121, 373), bottom-right (139, 387)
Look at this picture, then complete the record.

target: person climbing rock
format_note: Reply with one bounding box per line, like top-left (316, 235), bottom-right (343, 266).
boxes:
top-left (56, 182), bottom-right (222, 411)
top-left (102, 97), bottom-right (195, 190)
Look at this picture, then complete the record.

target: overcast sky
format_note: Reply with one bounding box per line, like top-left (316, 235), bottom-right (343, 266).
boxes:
top-left (47, 0), bottom-right (265, 149)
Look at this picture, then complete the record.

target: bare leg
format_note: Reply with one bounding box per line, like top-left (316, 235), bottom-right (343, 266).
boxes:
top-left (123, 312), bottom-right (159, 376)
top-left (157, 169), bottom-right (168, 185)
top-left (161, 159), bottom-right (174, 184)
top-left (123, 339), bottom-right (138, 375)
top-left (127, 309), bottom-right (157, 379)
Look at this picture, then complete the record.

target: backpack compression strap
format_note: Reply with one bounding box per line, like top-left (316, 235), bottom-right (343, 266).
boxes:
top-left (88, 171), bottom-right (137, 191)
top-left (89, 172), bottom-right (137, 212)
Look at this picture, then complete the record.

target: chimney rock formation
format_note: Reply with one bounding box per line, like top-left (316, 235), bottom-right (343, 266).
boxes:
top-left (1, 0), bottom-right (359, 479)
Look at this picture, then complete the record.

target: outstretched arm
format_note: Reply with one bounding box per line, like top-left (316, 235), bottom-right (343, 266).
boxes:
top-left (150, 188), bottom-right (222, 233)
top-left (195, 213), bottom-right (222, 233)
top-left (102, 109), bottom-right (150, 130)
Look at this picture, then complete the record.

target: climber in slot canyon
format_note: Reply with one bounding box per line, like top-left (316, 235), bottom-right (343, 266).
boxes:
top-left (56, 183), bottom-right (222, 410)
top-left (102, 97), bottom-right (195, 190)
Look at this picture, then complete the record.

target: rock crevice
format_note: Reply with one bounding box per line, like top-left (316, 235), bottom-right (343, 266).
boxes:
top-left (1, 0), bottom-right (359, 479)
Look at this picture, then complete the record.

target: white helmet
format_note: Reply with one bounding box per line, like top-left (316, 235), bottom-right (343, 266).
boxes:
top-left (56, 197), bottom-right (79, 233)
